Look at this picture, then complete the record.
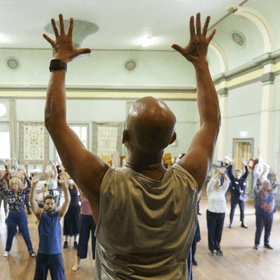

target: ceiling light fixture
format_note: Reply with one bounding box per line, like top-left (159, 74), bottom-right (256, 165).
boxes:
top-left (135, 36), bottom-right (160, 48)
top-left (0, 34), bottom-right (10, 44)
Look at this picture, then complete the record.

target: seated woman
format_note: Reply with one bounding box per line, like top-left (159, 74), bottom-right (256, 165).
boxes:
top-left (206, 168), bottom-right (229, 256)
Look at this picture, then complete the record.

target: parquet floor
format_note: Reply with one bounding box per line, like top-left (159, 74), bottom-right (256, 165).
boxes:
top-left (0, 190), bottom-right (279, 280)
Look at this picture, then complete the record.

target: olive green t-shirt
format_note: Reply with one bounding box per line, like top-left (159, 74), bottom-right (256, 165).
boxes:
top-left (94, 163), bottom-right (198, 280)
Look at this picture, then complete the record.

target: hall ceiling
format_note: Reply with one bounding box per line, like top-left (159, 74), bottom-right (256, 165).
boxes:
top-left (0, 0), bottom-right (264, 51)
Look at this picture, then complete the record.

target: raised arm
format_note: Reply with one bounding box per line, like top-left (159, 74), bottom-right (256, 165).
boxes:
top-left (57, 175), bottom-right (71, 218)
top-left (50, 161), bottom-right (58, 179)
top-left (43, 14), bottom-right (109, 205)
top-left (173, 13), bottom-right (220, 190)
top-left (29, 173), bottom-right (43, 220)
top-left (241, 158), bottom-right (249, 180)
top-left (24, 161), bottom-right (29, 177)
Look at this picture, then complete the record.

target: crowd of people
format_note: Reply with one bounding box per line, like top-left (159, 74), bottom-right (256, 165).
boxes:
top-left (0, 157), bottom-right (97, 279)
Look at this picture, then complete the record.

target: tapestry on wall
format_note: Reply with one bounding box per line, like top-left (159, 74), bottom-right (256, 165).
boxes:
top-left (19, 122), bottom-right (49, 164)
top-left (92, 122), bottom-right (123, 163)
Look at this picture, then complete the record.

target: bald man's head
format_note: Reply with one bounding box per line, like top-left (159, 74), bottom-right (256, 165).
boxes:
top-left (123, 97), bottom-right (177, 154)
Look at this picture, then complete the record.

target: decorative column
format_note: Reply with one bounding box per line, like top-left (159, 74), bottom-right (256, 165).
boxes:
top-left (9, 99), bottom-right (17, 159)
top-left (217, 76), bottom-right (228, 162)
top-left (259, 64), bottom-right (275, 164)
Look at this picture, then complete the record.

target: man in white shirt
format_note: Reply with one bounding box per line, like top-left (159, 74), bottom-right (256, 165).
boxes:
top-left (206, 168), bottom-right (229, 256)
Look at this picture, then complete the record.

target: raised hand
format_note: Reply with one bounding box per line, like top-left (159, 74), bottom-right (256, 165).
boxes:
top-left (172, 13), bottom-right (216, 65)
top-left (32, 173), bottom-right (41, 186)
top-left (43, 14), bottom-right (91, 63)
top-left (24, 160), bottom-right (29, 167)
top-left (217, 167), bottom-right (226, 175)
top-left (242, 158), bottom-right (248, 166)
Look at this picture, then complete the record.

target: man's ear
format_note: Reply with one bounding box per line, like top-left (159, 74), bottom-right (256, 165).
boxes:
top-left (169, 132), bottom-right (177, 145)
top-left (122, 130), bottom-right (128, 147)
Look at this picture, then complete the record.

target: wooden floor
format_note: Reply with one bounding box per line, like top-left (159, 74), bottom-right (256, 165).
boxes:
top-left (0, 190), bottom-right (279, 280)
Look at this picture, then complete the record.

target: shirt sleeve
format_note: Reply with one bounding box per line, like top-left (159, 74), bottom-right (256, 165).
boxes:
top-left (220, 179), bottom-right (230, 193)
top-left (22, 178), bottom-right (32, 195)
top-left (242, 166), bottom-right (249, 180)
top-left (0, 180), bottom-right (8, 194)
top-left (254, 179), bottom-right (263, 193)
top-left (227, 165), bottom-right (235, 182)
top-left (206, 177), bottom-right (216, 194)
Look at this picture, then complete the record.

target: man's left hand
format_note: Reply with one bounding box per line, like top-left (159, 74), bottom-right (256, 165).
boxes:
top-left (43, 14), bottom-right (91, 63)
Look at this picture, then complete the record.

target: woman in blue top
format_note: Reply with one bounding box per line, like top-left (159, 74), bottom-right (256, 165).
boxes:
top-left (1, 176), bottom-right (36, 257)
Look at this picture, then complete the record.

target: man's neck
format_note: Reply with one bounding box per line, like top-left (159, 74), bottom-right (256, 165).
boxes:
top-left (125, 151), bottom-right (166, 181)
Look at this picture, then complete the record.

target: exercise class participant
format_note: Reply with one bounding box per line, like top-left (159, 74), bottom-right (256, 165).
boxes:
top-left (63, 178), bottom-right (80, 249)
top-left (1, 175), bottom-right (35, 257)
top-left (206, 168), bottom-right (229, 256)
top-left (254, 164), bottom-right (279, 250)
top-left (43, 13), bottom-right (220, 279)
top-left (227, 158), bottom-right (249, 228)
top-left (30, 173), bottom-right (70, 280)
top-left (72, 188), bottom-right (96, 271)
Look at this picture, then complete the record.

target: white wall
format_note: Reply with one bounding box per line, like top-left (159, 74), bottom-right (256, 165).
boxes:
top-left (0, 49), bottom-right (199, 88)
top-left (226, 82), bottom-right (262, 158)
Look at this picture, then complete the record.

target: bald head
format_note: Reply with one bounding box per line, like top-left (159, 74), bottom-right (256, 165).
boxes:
top-left (124, 97), bottom-right (177, 154)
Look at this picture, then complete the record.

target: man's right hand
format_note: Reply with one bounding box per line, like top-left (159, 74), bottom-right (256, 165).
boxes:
top-left (172, 13), bottom-right (216, 65)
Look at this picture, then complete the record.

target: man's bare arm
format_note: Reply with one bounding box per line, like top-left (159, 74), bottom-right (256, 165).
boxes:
top-left (57, 177), bottom-right (71, 218)
top-left (43, 15), bottom-right (109, 206)
top-left (173, 13), bottom-right (221, 190)
top-left (30, 174), bottom-right (42, 220)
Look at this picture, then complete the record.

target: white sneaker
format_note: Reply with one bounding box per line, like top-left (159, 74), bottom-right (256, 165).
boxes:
top-left (3, 251), bottom-right (8, 257)
top-left (72, 263), bottom-right (80, 271)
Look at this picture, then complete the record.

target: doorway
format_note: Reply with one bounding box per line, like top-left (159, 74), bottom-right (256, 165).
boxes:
top-left (232, 138), bottom-right (254, 195)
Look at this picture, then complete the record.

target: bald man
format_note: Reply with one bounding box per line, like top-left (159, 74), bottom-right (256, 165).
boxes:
top-left (43, 13), bottom-right (220, 279)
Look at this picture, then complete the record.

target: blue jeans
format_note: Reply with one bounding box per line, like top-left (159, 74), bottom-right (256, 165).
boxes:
top-left (6, 209), bottom-right (33, 252)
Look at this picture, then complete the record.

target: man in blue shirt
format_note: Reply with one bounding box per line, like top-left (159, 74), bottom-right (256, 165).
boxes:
top-left (227, 158), bottom-right (249, 228)
top-left (30, 173), bottom-right (70, 280)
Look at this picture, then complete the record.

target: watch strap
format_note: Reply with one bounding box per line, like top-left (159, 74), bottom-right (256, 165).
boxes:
top-left (49, 59), bottom-right (67, 72)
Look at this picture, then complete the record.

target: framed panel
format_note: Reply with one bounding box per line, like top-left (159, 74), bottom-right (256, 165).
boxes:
top-left (19, 122), bottom-right (49, 164)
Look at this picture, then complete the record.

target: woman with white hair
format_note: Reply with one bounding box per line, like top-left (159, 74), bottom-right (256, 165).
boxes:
top-left (0, 176), bottom-right (36, 257)
top-left (254, 164), bottom-right (280, 250)
top-left (206, 168), bottom-right (229, 256)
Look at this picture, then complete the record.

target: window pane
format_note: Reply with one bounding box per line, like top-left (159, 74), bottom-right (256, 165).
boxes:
top-left (81, 127), bottom-right (87, 140)
top-left (71, 126), bottom-right (80, 136)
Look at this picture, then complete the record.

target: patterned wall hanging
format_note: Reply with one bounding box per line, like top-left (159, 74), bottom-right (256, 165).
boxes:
top-left (92, 122), bottom-right (123, 159)
top-left (19, 122), bottom-right (49, 164)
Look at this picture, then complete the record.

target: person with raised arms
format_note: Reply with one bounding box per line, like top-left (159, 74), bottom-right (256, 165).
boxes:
top-left (43, 13), bottom-right (220, 279)
top-left (30, 172), bottom-right (70, 280)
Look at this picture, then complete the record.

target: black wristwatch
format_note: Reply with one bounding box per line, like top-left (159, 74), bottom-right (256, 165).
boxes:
top-left (49, 59), bottom-right (67, 72)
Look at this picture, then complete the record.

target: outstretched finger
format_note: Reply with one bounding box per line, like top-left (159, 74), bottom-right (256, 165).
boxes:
top-left (51, 18), bottom-right (59, 38)
top-left (68, 17), bottom-right (74, 39)
top-left (171, 44), bottom-right (184, 55)
top-left (43, 34), bottom-right (55, 47)
top-left (196, 13), bottom-right (201, 35)
top-left (202, 16), bottom-right (211, 37)
top-left (189, 16), bottom-right (195, 38)
top-left (59, 14), bottom-right (65, 35)
top-left (206, 29), bottom-right (216, 43)
top-left (78, 48), bottom-right (92, 55)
